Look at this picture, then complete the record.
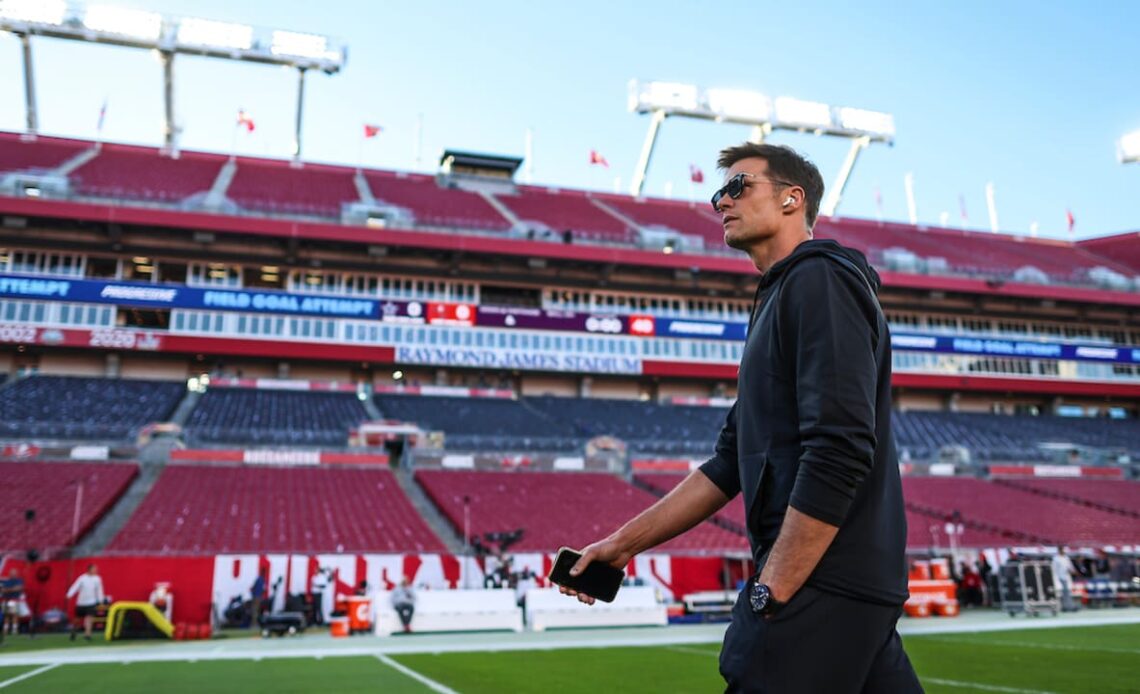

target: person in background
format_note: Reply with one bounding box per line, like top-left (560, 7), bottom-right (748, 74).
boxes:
top-left (66, 564), bottom-right (104, 641)
top-left (311, 567), bottom-right (328, 626)
top-left (1, 568), bottom-right (25, 635)
top-left (148, 582), bottom-right (173, 622)
top-left (1052, 547), bottom-right (1078, 612)
top-left (249, 571), bottom-right (267, 628)
top-left (390, 578), bottom-right (416, 634)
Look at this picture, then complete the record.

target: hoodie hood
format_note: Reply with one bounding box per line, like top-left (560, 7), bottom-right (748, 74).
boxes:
top-left (758, 239), bottom-right (881, 294)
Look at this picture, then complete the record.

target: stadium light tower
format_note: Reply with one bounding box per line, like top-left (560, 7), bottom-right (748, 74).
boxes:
top-left (1119, 129), bottom-right (1140, 165)
top-left (627, 80), bottom-right (895, 217)
top-left (0, 0), bottom-right (346, 157)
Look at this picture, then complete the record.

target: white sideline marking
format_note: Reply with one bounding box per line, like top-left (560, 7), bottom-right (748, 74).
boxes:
top-left (924, 677), bottom-right (1058, 694)
top-left (0, 664), bottom-right (59, 689)
top-left (664, 645), bottom-right (717, 657)
top-left (925, 633), bottom-right (1140, 656)
top-left (926, 636), bottom-right (1140, 656)
top-left (376, 654), bottom-right (460, 694)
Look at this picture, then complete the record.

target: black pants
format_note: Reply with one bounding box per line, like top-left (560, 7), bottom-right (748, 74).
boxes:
top-left (719, 583), bottom-right (923, 693)
top-left (395, 604), bottom-right (414, 628)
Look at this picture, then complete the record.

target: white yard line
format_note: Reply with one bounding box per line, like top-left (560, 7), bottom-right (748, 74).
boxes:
top-left (923, 677), bottom-right (1058, 694)
top-left (375, 654), bottom-right (460, 694)
top-left (0, 664), bottom-right (59, 689)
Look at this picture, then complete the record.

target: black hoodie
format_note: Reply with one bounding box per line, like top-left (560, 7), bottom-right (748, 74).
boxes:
top-left (699, 239), bottom-right (909, 606)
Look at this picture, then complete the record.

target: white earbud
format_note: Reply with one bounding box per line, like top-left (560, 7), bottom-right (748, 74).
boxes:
top-left (783, 197), bottom-right (795, 207)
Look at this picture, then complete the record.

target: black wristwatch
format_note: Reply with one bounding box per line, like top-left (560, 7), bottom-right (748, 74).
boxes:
top-left (748, 581), bottom-right (786, 616)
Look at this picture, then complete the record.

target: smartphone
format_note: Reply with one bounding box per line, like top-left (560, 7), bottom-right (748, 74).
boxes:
top-left (547, 547), bottom-right (624, 603)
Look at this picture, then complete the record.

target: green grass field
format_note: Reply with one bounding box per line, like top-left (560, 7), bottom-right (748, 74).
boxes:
top-left (0, 624), bottom-right (1136, 693)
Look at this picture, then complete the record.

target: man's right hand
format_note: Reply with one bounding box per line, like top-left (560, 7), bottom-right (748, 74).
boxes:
top-left (557, 537), bottom-right (632, 606)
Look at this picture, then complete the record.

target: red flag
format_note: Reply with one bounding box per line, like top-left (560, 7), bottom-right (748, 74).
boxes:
top-left (363, 124), bottom-right (382, 138)
top-left (689, 164), bottom-right (704, 184)
top-left (589, 149), bottom-right (609, 168)
top-left (236, 109), bottom-right (255, 133)
top-left (1066, 209), bottom-right (1075, 234)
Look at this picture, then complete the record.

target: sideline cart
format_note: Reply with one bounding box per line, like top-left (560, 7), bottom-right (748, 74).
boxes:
top-left (998, 560), bottom-right (1058, 617)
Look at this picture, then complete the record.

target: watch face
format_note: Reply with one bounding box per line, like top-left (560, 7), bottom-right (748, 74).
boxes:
top-left (748, 581), bottom-right (770, 614)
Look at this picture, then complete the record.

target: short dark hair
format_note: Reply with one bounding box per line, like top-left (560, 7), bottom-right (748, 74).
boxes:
top-left (716, 143), bottom-right (825, 229)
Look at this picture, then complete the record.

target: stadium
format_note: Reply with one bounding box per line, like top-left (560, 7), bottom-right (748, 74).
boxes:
top-left (0, 2), bottom-right (1137, 692)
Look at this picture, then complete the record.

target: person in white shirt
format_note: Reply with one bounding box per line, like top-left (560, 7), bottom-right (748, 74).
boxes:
top-left (1052, 548), bottom-right (1078, 612)
top-left (66, 564), bottom-right (105, 641)
top-left (390, 578), bottom-right (416, 634)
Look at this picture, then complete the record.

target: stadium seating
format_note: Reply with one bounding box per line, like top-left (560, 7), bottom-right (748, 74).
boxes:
top-left (3, 129), bottom-right (1133, 287)
top-left (525, 396), bottom-right (726, 456)
top-left (813, 218), bottom-right (1136, 282)
top-left (414, 469), bottom-right (748, 553)
top-left (892, 411), bottom-right (1140, 462)
top-left (635, 473), bottom-right (745, 531)
top-left (364, 171), bottom-right (511, 231)
top-left (497, 187), bottom-right (637, 244)
top-left (108, 465), bottom-right (444, 554)
top-left (0, 132), bottom-right (89, 174)
top-left (901, 477), bottom-right (1140, 545)
top-left (0, 461), bottom-right (137, 552)
top-left (601, 196), bottom-right (723, 244)
top-left (0, 376), bottom-right (185, 440)
top-left (1080, 233), bottom-right (1140, 275)
top-left (71, 144), bottom-right (225, 202)
top-left (186, 388), bottom-right (369, 447)
top-left (995, 478), bottom-right (1140, 518)
top-left (374, 394), bottom-right (580, 452)
top-left (227, 159), bottom-right (359, 217)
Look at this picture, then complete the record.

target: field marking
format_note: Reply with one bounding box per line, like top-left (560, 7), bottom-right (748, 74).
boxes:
top-left (924, 677), bottom-right (1058, 694)
top-left (0, 664), bottom-right (59, 689)
top-left (664, 645), bottom-right (718, 658)
top-left (376, 654), bottom-right (461, 694)
top-left (923, 636), bottom-right (1140, 656)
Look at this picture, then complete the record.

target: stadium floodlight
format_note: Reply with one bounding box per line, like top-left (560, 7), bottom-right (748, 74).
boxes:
top-left (705, 88), bottom-right (772, 123)
top-left (627, 79), bottom-right (894, 217)
top-left (773, 97), bottom-right (832, 130)
top-left (628, 81), bottom-right (701, 115)
top-left (0, 1), bottom-right (346, 156)
top-left (270, 30), bottom-right (329, 60)
top-left (837, 107), bottom-right (896, 138)
top-left (175, 18), bottom-right (253, 51)
top-left (0, 0), bottom-right (66, 25)
top-left (83, 5), bottom-right (163, 41)
top-left (1119, 129), bottom-right (1140, 164)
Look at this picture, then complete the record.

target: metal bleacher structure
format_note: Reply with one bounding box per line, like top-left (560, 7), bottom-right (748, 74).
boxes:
top-left (0, 130), bottom-right (1138, 564)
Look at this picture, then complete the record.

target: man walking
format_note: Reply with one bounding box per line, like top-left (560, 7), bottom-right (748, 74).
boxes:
top-left (563, 143), bottom-right (921, 692)
top-left (66, 564), bottom-right (105, 641)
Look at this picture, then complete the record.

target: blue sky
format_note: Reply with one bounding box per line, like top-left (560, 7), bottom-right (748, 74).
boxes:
top-left (0, 0), bottom-right (1136, 239)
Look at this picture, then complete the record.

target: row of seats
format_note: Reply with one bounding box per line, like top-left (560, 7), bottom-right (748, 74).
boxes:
top-left (901, 477), bottom-right (1140, 545)
top-left (893, 411), bottom-right (1140, 461)
top-left (107, 465), bottom-right (444, 554)
top-left (1, 378), bottom-right (1136, 465)
top-left (3, 458), bottom-right (1136, 554)
top-left (4, 131), bottom-right (1134, 278)
top-left (0, 376), bottom-right (184, 440)
top-left (415, 469), bottom-right (748, 554)
top-left (185, 389), bottom-right (370, 447)
top-left (0, 461), bottom-right (137, 553)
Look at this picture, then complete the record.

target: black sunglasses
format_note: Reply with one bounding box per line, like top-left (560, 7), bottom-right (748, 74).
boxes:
top-left (711, 173), bottom-right (793, 212)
